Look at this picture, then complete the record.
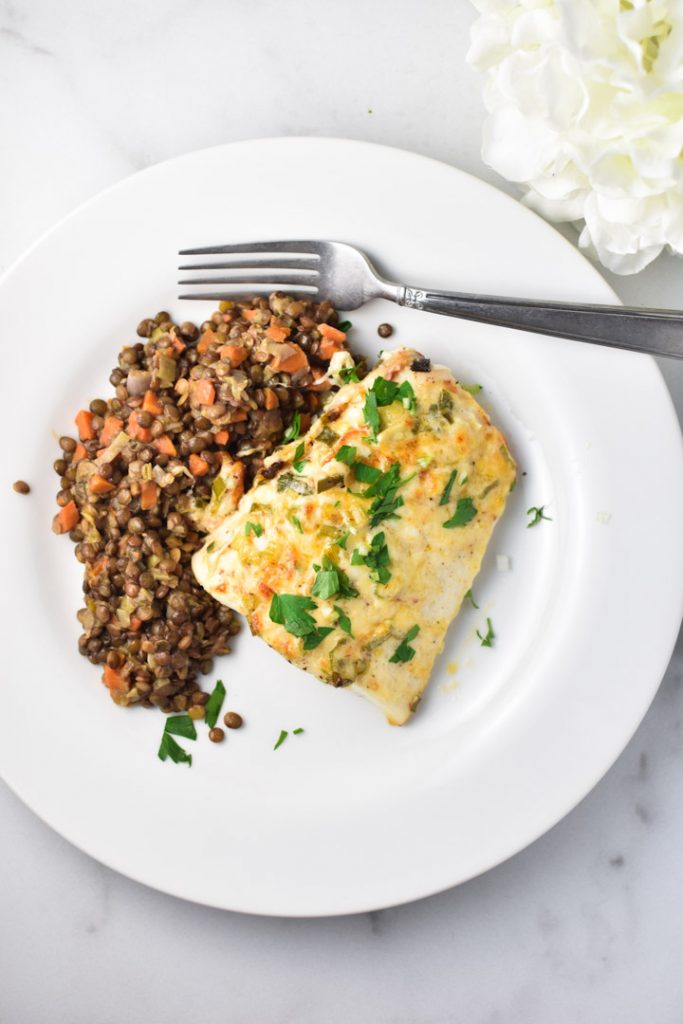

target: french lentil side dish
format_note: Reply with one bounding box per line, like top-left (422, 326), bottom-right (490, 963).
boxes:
top-left (53, 294), bottom-right (361, 713)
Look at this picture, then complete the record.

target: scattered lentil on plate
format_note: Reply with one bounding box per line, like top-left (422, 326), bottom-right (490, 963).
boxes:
top-left (224, 711), bottom-right (243, 729)
top-left (208, 727), bottom-right (225, 743)
top-left (52, 293), bottom-right (359, 713)
top-left (12, 480), bottom-right (30, 494)
top-left (377, 323), bottom-right (394, 338)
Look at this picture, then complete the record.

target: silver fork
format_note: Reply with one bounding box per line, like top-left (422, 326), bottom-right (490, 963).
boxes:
top-left (178, 239), bottom-right (683, 359)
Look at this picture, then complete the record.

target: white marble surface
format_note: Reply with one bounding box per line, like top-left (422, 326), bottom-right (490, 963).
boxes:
top-left (1, 1), bottom-right (683, 1021)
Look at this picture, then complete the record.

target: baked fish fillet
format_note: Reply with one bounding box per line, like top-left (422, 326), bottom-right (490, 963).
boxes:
top-left (193, 347), bottom-right (516, 725)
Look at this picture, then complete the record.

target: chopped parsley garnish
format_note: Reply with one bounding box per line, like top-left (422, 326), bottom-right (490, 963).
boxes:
top-left (476, 617), bottom-right (495, 647)
top-left (461, 382), bottom-right (482, 395)
top-left (352, 460), bottom-right (382, 485)
top-left (362, 463), bottom-right (415, 529)
top-left (282, 412), bottom-right (301, 443)
top-left (339, 364), bottom-right (361, 384)
top-left (245, 521), bottom-right (263, 538)
top-left (443, 497), bottom-right (477, 529)
top-left (292, 442), bottom-right (306, 473)
top-left (363, 390), bottom-right (381, 440)
top-left (335, 530), bottom-right (350, 549)
top-left (370, 377), bottom-right (416, 411)
top-left (158, 732), bottom-right (193, 766)
top-left (311, 555), bottom-right (359, 600)
top-left (351, 531), bottom-right (391, 584)
top-left (439, 469), bottom-right (458, 506)
top-left (303, 626), bottom-right (334, 650)
top-left (336, 320), bottom-right (352, 332)
top-left (289, 513), bottom-right (303, 533)
top-left (157, 714), bottom-right (198, 766)
top-left (334, 605), bottom-right (353, 636)
top-left (274, 729), bottom-right (288, 751)
top-left (389, 624), bottom-right (420, 664)
top-left (164, 715), bottom-right (197, 740)
top-left (270, 594), bottom-right (318, 636)
top-left (464, 588), bottom-right (479, 609)
top-left (293, 727), bottom-right (305, 735)
top-left (335, 445), bottom-right (358, 466)
top-left (527, 505), bottom-right (552, 527)
top-left (204, 679), bottom-right (226, 729)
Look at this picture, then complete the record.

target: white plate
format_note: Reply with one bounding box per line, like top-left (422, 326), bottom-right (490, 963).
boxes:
top-left (1, 138), bottom-right (682, 917)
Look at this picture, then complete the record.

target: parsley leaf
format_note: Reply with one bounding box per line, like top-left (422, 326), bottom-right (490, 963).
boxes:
top-left (311, 555), bottom-right (359, 600)
top-left (461, 383), bottom-right (482, 395)
top-left (439, 469), bottom-right (458, 506)
top-left (339, 364), bottom-right (360, 384)
top-left (158, 731), bottom-right (193, 766)
top-left (269, 594), bottom-right (318, 637)
top-left (527, 505), bottom-right (552, 527)
top-left (292, 442), bottom-right (306, 473)
top-left (476, 617), bottom-right (495, 647)
top-left (335, 445), bottom-right (357, 466)
top-left (282, 412), bottom-right (301, 443)
top-left (369, 376), bottom-right (416, 411)
top-left (164, 715), bottom-right (197, 740)
top-left (334, 605), bottom-right (353, 636)
top-left (363, 390), bottom-right (381, 440)
top-left (289, 513), bottom-right (303, 533)
top-left (204, 679), bottom-right (226, 729)
top-left (292, 727), bottom-right (305, 735)
top-left (245, 521), bottom-right (263, 538)
top-left (336, 320), bottom-right (352, 332)
top-left (389, 624), bottom-right (420, 664)
top-left (363, 464), bottom-right (415, 528)
top-left (464, 588), bottom-right (479, 609)
top-left (303, 626), bottom-right (334, 650)
top-left (443, 497), bottom-right (477, 529)
top-left (352, 461), bottom-right (382, 485)
top-left (335, 530), bottom-right (350, 549)
top-left (274, 729), bottom-right (288, 751)
top-left (351, 531), bottom-right (391, 584)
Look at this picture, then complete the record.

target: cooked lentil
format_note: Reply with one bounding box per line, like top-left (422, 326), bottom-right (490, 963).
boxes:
top-left (208, 727), bottom-right (225, 743)
top-left (377, 323), bottom-right (394, 339)
top-left (13, 480), bottom-right (30, 495)
top-left (53, 293), bottom-right (358, 712)
top-left (224, 711), bottom-right (243, 729)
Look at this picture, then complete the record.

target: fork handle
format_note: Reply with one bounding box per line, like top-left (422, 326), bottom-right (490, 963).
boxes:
top-left (398, 287), bottom-right (683, 360)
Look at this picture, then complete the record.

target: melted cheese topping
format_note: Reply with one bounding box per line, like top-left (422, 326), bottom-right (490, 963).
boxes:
top-left (193, 347), bottom-right (516, 724)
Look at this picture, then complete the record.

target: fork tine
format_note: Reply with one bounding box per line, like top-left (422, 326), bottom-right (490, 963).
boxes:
top-left (178, 259), bottom-right (320, 271)
top-left (178, 240), bottom-right (319, 256)
top-left (178, 271), bottom-right (319, 287)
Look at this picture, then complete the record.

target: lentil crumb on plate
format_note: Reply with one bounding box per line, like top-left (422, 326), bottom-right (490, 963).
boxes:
top-left (52, 293), bottom-right (361, 712)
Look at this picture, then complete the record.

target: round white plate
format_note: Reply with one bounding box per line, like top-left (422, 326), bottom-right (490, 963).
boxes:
top-left (1, 139), bottom-right (682, 917)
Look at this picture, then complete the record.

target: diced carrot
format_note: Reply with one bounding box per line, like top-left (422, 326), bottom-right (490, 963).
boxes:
top-left (91, 556), bottom-right (109, 577)
top-left (189, 453), bottom-right (210, 477)
top-left (271, 344), bottom-right (309, 373)
top-left (129, 617), bottom-right (142, 633)
top-left (214, 430), bottom-right (230, 445)
top-left (127, 411), bottom-right (152, 442)
top-left (227, 409), bottom-right (248, 423)
top-left (72, 443), bottom-right (87, 463)
top-left (318, 322), bottom-right (347, 344)
top-left (266, 324), bottom-right (289, 343)
top-left (89, 474), bottom-right (115, 495)
top-left (52, 500), bottom-right (80, 534)
top-left (242, 308), bottom-right (259, 322)
top-left (171, 332), bottom-right (186, 354)
top-left (218, 344), bottom-right (249, 367)
top-left (263, 387), bottom-right (279, 410)
top-left (75, 409), bottom-right (95, 441)
top-left (319, 337), bottom-right (344, 361)
top-left (154, 434), bottom-right (177, 456)
top-left (197, 329), bottom-right (217, 354)
top-left (100, 415), bottom-right (123, 447)
top-left (140, 481), bottom-right (158, 510)
top-left (142, 390), bottom-right (163, 416)
top-left (103, 664), bottom-right (126, 690)
top-left (192, 379), bottom-right (216, 406)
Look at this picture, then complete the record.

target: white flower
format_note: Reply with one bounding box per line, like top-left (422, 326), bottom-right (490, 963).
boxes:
top-left (467, 0), bottom-right (683, 273)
